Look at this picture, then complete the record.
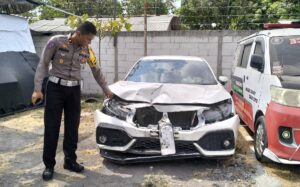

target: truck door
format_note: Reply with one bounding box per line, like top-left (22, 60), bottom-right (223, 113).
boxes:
top-left (232, 40), bottom-right (254, 124)
top-left (244, 37), bottom-right (266, 131)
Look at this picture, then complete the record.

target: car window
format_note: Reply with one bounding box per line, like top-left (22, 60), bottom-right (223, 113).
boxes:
top-left (240, 44), bottom-right (252, 68)
top-left (126, 59), bottom-right (218, 85)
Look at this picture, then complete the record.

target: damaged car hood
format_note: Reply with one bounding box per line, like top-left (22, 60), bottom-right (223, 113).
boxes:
top-left (109, 81), bottom-right (231, 105)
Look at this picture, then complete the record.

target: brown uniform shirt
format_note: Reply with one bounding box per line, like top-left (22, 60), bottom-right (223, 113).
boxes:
top-left (34, 34), bottom-right (109, 93)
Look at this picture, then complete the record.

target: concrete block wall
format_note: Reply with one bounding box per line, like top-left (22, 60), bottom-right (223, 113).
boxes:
top-left (32, 30), bottom-right (255, 95)
top-left (32, 35), bottom-right (52, 56)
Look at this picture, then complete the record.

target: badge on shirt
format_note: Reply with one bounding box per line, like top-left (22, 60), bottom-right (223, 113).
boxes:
top-left (62, 43), bottom-right (68, 49)
top-left (59, 58), bottom-right (64, 64)
top-left (81, 58), bottom-right (86, 64)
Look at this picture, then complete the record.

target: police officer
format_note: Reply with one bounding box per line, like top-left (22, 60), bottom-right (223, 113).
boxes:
top-left (32, 21), bottom-right (113, 181)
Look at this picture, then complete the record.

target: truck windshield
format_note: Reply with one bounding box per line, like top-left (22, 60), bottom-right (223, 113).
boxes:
top-left (270, 36), bottom-right (300, 76)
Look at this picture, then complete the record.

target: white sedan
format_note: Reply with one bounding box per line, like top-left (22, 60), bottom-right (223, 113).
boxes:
top-left (94, 56), bottom-right (240, 163)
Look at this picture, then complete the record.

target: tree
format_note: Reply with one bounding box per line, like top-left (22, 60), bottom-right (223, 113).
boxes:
top-left (177, 0), bottom-right (232, 30)
top-left (65, 14), bottom-right (132, 39)
top-left (177, 0), bottom-right (300, 30)
top-left (38, 0), bottom-right (65, 20)
top-left (21, 10), bottom-right (39, 23)
top-left (38, 0), bottom-right (123, 19)
top-left (123, 0), bottom-right (176, 16)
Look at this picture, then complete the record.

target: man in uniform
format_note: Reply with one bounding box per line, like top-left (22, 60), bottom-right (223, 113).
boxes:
top-left (32, 21), bottom-right (113, 181)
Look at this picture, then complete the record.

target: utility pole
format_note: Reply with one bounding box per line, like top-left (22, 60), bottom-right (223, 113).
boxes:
top-left (113, 0), bottom-right (119, 82)
top-left (144, 0), bottom-right (147, 56)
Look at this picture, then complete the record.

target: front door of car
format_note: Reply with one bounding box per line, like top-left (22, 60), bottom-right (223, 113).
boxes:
top-left (244, 37), bottom-right (266, 131)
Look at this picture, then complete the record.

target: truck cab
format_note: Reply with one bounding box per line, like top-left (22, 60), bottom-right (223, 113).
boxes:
top-left (231, 23), bottom-right (300, 164)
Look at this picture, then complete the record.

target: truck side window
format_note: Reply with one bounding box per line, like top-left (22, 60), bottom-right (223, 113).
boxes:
top-left (240, 44), bottom-right (252, 68)
top-left (232, 45), bottom-right (242, 69)
top-left (254, 42), bottom-right (264, 55)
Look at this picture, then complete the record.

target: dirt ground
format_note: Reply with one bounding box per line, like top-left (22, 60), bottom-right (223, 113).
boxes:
top-left (0, 97), bottom-right (299, 187)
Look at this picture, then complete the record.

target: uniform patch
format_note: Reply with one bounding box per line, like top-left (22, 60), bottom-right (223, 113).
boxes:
top-left (47, 41), bottom-right (55, 49)
top-left (88, 47), bottom-right (97, 68)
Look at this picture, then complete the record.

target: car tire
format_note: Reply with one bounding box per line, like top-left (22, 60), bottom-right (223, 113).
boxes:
top-left (254, 116), bottom-right (269, 162)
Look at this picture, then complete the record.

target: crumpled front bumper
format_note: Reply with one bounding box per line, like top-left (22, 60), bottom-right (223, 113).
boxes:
top-left (94, 110), bottom-right (240, 163)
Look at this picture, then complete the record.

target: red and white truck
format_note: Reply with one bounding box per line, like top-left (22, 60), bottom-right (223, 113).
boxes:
top-left (231, 22), bottom-right (300, 164)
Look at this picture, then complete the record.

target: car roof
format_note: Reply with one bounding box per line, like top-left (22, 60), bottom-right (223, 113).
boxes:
top-left (238, 28), bottom-right (300, 43)
top-left (140, 56), bottom-right (206, 62)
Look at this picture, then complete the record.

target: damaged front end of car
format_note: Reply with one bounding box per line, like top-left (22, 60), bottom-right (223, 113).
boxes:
top-left (94, 95), bottom-right (240, 164)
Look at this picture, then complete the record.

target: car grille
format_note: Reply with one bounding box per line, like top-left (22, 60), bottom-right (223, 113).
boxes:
top-left (134, 107), bottom-right (198, 130)
top-left (129, 138), bottom-right (198, 154)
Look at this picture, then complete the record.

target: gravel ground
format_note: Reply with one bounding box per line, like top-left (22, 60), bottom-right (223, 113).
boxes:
top-left (0, 98), bottom-right (298, 187)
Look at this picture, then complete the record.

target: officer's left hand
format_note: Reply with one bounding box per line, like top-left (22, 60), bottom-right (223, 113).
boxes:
top-left (32, 91), bottom-right (44, 105)
top-left (105, 90), bottom-right (113, 99)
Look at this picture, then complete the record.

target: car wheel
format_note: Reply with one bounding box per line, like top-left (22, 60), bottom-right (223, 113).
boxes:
top-left (254, 116), bottom-right (268, 162)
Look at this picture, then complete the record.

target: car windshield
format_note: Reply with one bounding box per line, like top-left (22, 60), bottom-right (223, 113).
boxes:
top-left (126, 59), bottom-right (217, 85)
top-left (270, 36), bottom-right (300, 76)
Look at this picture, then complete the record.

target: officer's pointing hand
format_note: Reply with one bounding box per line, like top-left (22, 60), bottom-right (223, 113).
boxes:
top-left (32, 91), bottom-right (44, 105)
top-left (105, 89), bottom-right (113, 99)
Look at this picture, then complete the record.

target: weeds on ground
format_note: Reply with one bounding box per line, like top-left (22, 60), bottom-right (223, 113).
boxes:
top-left (140, 172), bottom-right (170, 187)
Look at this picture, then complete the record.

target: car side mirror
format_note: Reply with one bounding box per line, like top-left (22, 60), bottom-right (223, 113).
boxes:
top-left (250, 54), bottom-right (264, 72)
top-left (218, 76), bottom-right (229, 85)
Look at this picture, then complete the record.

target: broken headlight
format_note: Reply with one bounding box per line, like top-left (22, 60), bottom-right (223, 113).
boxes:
top-left (203, 99), bottom-right (233, 124)
top-left (102, 98), bottom-right (131, 121)
top-left (271, 86), bottom-right (300, 108)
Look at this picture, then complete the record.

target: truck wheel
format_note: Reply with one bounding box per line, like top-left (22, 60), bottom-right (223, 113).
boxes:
top-left (254, 116), bottom-right (269, 162)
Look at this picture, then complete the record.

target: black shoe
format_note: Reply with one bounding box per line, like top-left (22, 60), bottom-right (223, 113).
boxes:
top-left (42, 168), bottom-right (54, 181)
top-left (63, 161), bottom-right (84, 173)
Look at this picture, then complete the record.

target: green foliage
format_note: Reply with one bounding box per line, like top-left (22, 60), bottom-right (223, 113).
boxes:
top-left (38, 0), bottom-right (122, 19)
top-left (124, 0), bottom-right (176, 16)
top-left (20, 10), bottom-right (39, 23)
top-left (22, 0), bottom-right (175, 24)
top-left (177, 0), bottom-right (300, 30)
top-left (65, 14), bottom-right (132, 39)
top-left (32, 0), bottom-right (175, 20)
top-left (38, 0), bottom-right (65, 19)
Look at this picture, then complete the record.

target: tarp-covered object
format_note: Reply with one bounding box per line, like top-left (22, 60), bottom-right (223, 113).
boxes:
top-left (0, 51), bottom-right (40, 116)
top-left (0, 14), bottom-right (36, 53)
top-left (0, 14), bottom-right (42, 117)
top-left (0, 0), bottom-right (39, 14)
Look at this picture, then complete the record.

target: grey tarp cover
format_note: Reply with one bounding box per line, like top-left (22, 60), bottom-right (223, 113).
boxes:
top-left (0, 51), bottom-right (41, 116)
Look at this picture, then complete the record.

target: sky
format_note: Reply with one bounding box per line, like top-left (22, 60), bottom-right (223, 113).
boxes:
top-left (174, 0), bottom-right (181, 8)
